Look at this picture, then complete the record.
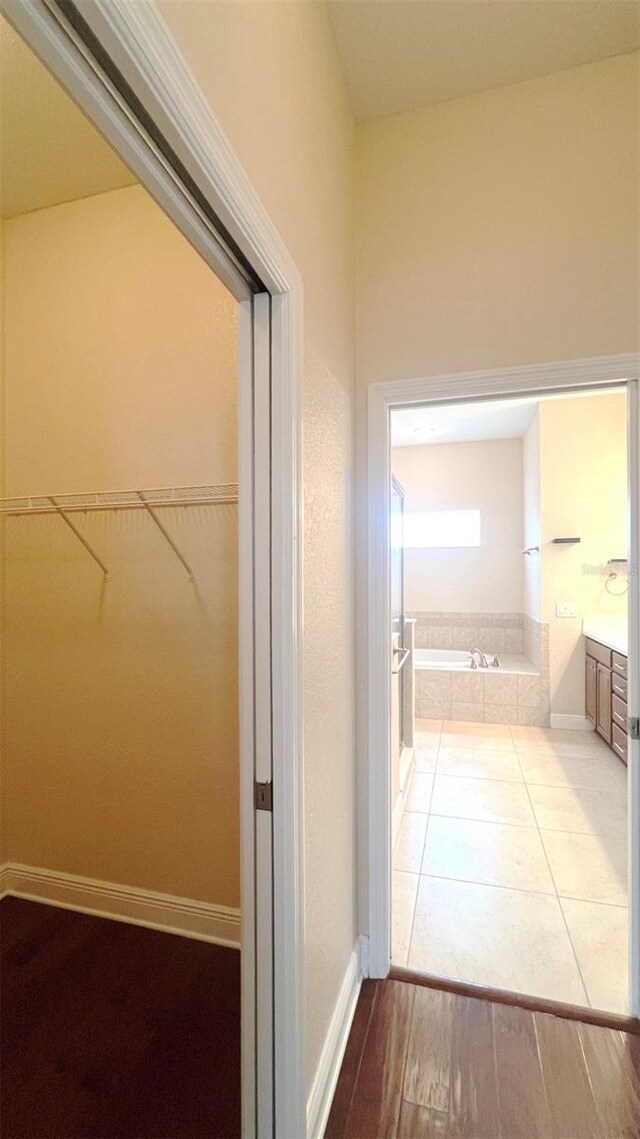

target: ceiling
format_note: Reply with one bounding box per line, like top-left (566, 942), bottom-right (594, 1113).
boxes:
top-left (391, 386), bottom-right (626, 447)
top-left (327, 0), bottom-right (640, 122)
top-left (0, 18), bottom-right (136, 219)
top-left (391, 399), bottom-right (539, 446)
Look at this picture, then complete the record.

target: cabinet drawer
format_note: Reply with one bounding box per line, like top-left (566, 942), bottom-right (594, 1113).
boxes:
top-left (612, 672), bottom-right (627, 701)
top-left (612, 694), bottom-right (627, 732)
top-left (612, 651), bottom-right (628, 679)
top-left (612, 723), bottom-right (628, 765)
top-left (585, 638), bottom-right (612, 668)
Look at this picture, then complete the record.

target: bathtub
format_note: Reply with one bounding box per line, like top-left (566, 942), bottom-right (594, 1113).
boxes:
top-left (412, 647), bottom-right (546, 726)
top-left (414, 648), bottom-right (478, 671)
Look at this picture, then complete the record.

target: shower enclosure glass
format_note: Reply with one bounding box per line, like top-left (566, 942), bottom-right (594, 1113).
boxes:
top-left (391, 475), bottom-right (407, 749)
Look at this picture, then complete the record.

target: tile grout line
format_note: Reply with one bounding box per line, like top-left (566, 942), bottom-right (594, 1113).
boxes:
top-left (403, 729), bottom-right (441, 971)
top-left (510, 724), bottom-right (593, 1010)
top-left (407, 724), bottom-right (623, 1006)
top-left (405, 807), bottom-right (624, 839)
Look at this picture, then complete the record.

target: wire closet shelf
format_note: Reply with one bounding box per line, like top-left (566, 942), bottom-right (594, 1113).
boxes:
top-left (0, 484), bottom-right (238, 581)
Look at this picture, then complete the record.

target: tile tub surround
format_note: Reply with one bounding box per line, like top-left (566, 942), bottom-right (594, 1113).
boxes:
top-left (409, 611), bottom-right (525, 655)
top-left (415, 656), bottom-right (551, 726)
top-left (411, 611), bottom-right (551, 725)
top-left (392, 719), bottom-right (628, 1013)
top-left (524, 614), bottom-right (550, 674)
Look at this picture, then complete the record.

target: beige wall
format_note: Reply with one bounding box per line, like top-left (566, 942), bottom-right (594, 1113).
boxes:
top-left (522, 410), bottom-right (542, 622)
top-left (356, 57), bottom-right (636, 928)
top-left (159, 0), bottom-right (357, 1095)
top-left (539, 392), bottom-right (627, 716)
top-left (391, 439), bottom-right (524, 613)
top-left (0, 217), bottom-right (5, 864)
top-left (3, 184), bottom-right (240, 906)
top-left (356, 53), bottom-right (639, 386)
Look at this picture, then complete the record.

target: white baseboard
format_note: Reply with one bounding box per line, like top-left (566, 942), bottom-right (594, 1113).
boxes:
top-left (0, 862), bottom-right (241, 948)
top-left (550, 714), bottom-right (594, 732)
top-left (307, 943), bottom-right (363, 1139)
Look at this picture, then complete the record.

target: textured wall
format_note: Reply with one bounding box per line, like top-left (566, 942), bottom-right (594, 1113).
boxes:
top-left (391, 438), bottom-right (524, 613)
top-left (356, 53), bottom-right (639, 384)
top-left (539, 392), bottom-right (627, 716)
top-left (3, 184), bottom-right (240, 905)
top-left (522, 411), bottom-right (542, 622)
top-left (0, 217), bottom-right (5, 865)
top-left (159, 0), bottom-right (357, 1095)
top-left (355, 53), bottom-right (637, 936)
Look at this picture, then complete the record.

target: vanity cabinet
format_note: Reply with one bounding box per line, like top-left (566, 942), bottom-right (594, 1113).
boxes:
top-left (585, 637), bottom-right (627, 764)
top-left (596, 663), bottom-right (612, 743)
top-left (585, 656), bottom-right (597, 725)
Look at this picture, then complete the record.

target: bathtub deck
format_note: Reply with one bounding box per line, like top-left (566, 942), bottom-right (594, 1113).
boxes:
top-left (415, 651), bottom-right (537, 674)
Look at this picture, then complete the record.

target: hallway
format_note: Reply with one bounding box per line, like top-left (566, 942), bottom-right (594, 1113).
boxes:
top-left (325, 978), bottom-right (639, 1139)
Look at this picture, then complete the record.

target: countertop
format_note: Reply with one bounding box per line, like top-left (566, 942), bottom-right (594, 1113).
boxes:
top-left (582, 620), bottom-right (628, 656)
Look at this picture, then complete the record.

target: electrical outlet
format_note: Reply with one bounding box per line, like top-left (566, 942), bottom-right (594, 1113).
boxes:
top-left (555, 602), bottom-right (577, 618)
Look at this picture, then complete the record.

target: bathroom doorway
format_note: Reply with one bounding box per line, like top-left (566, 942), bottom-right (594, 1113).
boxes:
top-left (365, 359), bottom-right (639, 1021)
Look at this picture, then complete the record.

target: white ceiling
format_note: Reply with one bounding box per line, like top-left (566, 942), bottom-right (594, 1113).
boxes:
top-left (391, 386), bottom-right (626, 446)
top-left (391, 399), bottom-right (539, 446)
top-left (0, 18), bottom-right (136, 219)
top-left (328, 0), bottom-right (640, 122)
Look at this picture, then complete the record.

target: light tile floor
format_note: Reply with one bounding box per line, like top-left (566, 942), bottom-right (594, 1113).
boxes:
top-left (392, 719), bottom-right (628, 1013)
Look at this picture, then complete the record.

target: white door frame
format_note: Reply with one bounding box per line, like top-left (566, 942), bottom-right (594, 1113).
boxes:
top-left (1, 1), bottom-right (306, 1134)
top-left (365, 353), bottom-right (640, 1016)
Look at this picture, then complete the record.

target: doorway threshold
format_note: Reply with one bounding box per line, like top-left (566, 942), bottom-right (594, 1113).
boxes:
top-left (389, 965), bottom-right (639, 1034)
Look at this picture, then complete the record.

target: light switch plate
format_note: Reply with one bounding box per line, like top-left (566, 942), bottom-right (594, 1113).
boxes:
top-left (555, 602), bottom-right (577, 618)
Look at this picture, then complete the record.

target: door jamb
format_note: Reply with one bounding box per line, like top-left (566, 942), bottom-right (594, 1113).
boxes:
top-left (365, 353), bottom-right (640, 1016)
top-left (1, 1), bottom-right (306, 1134)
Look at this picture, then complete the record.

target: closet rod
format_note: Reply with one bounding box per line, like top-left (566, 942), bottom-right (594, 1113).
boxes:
top-left (0, 484), bottom-right (239, 516)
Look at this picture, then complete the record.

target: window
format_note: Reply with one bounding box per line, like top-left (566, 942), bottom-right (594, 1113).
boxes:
top-left (398, 508), bottom-right (481, 549)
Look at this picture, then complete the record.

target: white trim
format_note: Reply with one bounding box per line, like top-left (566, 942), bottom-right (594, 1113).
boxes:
top-left (238, 299), bottom-right (257, 1134)
top-left (627, 379), bottom-right (639, 1017)
top-left (372, 353), bottom-right (639, 407)
top-left (392, 748), bottom-right (415, 848)
top-left (1, 3), bottom-right (306, 1135)
top-left (306, 946), bottom-right (362, 1139)
top-left (550, 714), bottom-right (595, 731)
top-left (1, 863), bottom-right (240, 947)
top-left (358, 934), bottom-right (370, 979)
top-left (270, 285), bottom-right (306, 1138)
top-left (253, 293), bottom-right (275, 1139)
top-left (364, 354), bottom-right (640, 996)
top-left (367, 384), bottom-right (392, 978)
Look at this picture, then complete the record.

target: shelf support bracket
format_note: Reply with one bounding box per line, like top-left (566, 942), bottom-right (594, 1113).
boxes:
top-left (49, 497), bottom-right (108, 576)
top-left (137, 492), bottom-right (195, 582)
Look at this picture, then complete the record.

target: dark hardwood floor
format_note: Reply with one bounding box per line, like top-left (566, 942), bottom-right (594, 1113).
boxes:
top-left (1, 897), bottom-right (241, 1139)
top-left (326, 979), bottom-right (640, 1139)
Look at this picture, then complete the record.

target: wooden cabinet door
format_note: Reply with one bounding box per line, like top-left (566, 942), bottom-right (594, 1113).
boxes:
top-left (596, 663), bottom-right (612, 743)
top-left (585, 656), bottom-right (597, 725)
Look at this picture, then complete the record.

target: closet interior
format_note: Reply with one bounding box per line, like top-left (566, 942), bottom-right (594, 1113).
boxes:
top-left (1, 16), bottom-right (242, 1136)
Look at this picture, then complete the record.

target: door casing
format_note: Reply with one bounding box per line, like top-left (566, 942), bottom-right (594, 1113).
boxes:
top-left (364, 354), bottom-right (640, 1016)
top-left (0, 1), bottom-right (306, 1134)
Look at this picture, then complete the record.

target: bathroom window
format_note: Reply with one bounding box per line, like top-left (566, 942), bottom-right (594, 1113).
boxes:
top-left (400, 508), bottom-right (481, 548)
